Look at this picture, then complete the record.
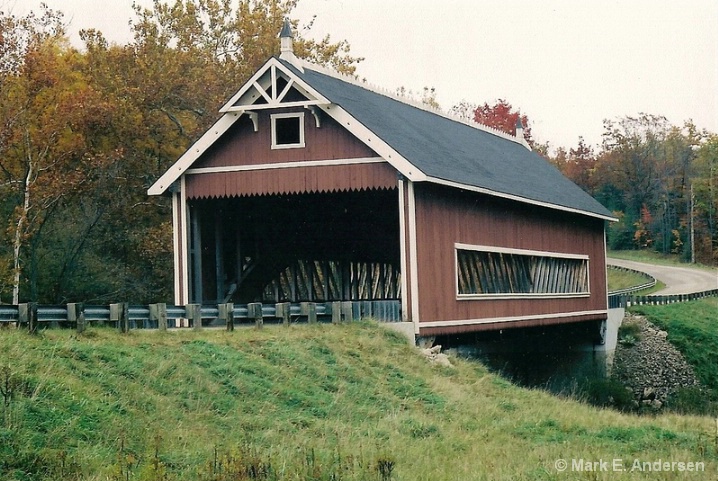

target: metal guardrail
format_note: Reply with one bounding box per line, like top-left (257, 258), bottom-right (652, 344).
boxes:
top-left (608, 289), bottom-right (718, 309)
top-left (0, 300), bottom-right (402, 330)
top-left (607, 263), bottom-right (718, 308)
top-left (607, 265), bottom-right (657, 296)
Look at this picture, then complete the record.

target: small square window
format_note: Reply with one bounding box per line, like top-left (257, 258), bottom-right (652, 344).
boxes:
top-left (271, 113), bottom-right (305, 149)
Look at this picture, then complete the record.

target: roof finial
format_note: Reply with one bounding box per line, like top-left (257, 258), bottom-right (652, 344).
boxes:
top-left (279, 18), bottom-right (295, 60)
top-left (514, 117), bottom-right (531, 150)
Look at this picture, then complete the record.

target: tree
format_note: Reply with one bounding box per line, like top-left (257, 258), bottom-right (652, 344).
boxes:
top-left (0, 0), bottom-right (361, 303)
top-left (563, 137), bottom-right (597, 194)
top-left (471, 98), bottom-right (533, 146)
top-left (0, 7), bottom-right (117, 303)
top-left (595, 114), bottom-right (701, 255)
top-left (692, 134), bottom-right (718, 263)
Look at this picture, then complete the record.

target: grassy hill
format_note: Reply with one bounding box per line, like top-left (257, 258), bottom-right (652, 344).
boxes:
top-left (1, 322), bottom-right (716, 480)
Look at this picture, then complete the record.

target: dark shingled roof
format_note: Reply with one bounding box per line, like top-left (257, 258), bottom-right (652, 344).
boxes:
top-left (283, 61), bottom-right (613, 219)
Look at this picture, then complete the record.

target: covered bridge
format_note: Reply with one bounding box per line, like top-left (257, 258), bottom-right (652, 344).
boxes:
top-left (148, 23), bottom-right (615, 337)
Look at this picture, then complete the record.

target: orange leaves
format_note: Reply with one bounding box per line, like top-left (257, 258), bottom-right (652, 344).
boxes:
top-left (472, 99), bottom-right (533, 146)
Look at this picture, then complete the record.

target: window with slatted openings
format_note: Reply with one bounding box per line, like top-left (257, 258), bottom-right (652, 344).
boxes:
top-left (456, 244), bottom-right (589, 298)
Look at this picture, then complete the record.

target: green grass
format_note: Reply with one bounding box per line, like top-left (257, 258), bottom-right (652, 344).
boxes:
top-left (1, 323), bottom-right (716, 480)
top-left (607, 266), bottom-right (652, 291)
top-left (607, 266), bottom-right (665, 294)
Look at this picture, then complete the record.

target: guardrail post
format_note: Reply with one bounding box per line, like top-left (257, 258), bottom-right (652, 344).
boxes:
top-left (300, 302), bottom-right (317, 324)
top-left (111, 303), bottom-right (129, 333)
top-left (331, 301), bottom-right (342, 324)
top-left (150, 303), bottom-right (168, 331)
top-left (248, 303), bottom-right (263, 328)
top-left (219, 303), bottom-right (234, 332)
top-left (276, 302), bottom-right (290, 326)
top-left (186, 304), bottom-right (201, 330)
top-left (17, 303), bottom-right (27, 329)
top-left (341, 301), bottom-right (353, 322)
top-left (68, 303), bottom-right (86, 334)
top-left (18, 303), bottom-right (38, 333)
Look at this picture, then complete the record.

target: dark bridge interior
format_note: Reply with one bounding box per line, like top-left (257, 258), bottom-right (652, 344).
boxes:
top-left (188, 189), bottom-right (400, 304)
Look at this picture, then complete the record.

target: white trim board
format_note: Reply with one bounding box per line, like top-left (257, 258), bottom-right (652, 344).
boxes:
top-left (455, 243), bottom-right (590, 260)
top-left (398, 179), bottom-right (409, 322)
top-left (419, 310), bottom-right (608, 329)
top-left (171, 191), bottom-right (182, 304)
top-left (408, 180), bottom-right (420, 333)
top-left (185, 157), bottom-right (384, 175)
top-left (179, 176), bottom-right (189, 305)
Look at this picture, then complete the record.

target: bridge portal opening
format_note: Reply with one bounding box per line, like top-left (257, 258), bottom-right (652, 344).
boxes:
top-left (186, 188), bottom-right (400, 305)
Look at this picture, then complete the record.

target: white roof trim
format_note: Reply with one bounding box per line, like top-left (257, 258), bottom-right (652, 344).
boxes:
top-left (147, 112), bottom-right (242, 195)
top-left (426, 175), bottom-right (618, 222)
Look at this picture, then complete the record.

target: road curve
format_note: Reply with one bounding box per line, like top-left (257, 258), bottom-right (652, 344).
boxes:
top-left (607, 258), bottom-right (718, 295)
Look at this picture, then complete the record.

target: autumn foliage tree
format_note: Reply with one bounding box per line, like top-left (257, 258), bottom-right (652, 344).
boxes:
top-left (0, 7), bottom-right (120, 303)
top-left (472, 98), bottom-right (533, 146)
top-left (0, 0), bottom-right (360, 303)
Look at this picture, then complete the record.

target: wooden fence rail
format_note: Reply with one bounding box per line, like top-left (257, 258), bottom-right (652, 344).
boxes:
top-left (0, 300), bottom-right (402, 333)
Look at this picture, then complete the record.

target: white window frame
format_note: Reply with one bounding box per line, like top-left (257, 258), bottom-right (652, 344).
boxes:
top-left (271, 112), bottom-right (305, 149)
top-left (454, 243), bottom-right (591, 300)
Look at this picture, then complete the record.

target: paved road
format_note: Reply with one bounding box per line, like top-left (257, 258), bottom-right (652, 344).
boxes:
top-left (607, 258), bottom-right (718, 295)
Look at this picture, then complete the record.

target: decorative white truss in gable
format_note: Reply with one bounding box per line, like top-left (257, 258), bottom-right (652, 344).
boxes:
top-left (220, 59), bottom-right (329, 112)
top-left (148, 56), bottom-right (426, 196)
top-left (148, 58), bottom-right (333, 196)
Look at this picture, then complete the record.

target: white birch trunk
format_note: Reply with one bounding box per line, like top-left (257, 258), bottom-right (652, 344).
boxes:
top-left (11, 159), bottom-right (33, 305)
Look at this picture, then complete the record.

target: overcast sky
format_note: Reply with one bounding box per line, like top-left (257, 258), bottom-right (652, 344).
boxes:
top-left (8, 0), bottom-right (718, 150)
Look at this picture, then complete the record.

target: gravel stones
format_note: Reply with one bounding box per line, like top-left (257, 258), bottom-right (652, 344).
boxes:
top-left (612, 314), bottom-right (699, 408)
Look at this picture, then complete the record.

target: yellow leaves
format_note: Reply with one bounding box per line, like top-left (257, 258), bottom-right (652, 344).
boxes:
top-left (0, 0), bottom-right (364, 302)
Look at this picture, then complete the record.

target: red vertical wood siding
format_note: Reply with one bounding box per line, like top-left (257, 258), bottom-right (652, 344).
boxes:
top-left (192, 108), bottom-right (377, 170)
top-left (413, 183), bottom-right (607, 335)
top-left (185, 162), bottom-right (398, 198)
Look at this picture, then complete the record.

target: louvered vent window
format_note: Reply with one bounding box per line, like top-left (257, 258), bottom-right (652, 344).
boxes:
top-left (456, 245), bottom-right (589, 298)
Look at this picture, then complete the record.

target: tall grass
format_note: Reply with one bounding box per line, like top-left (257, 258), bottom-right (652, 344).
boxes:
top-left (0, 322), bottom-right (716, 480)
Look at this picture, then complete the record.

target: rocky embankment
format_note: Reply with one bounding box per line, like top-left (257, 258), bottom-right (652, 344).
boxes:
top-left (612, 314), bottom-right (700, 409)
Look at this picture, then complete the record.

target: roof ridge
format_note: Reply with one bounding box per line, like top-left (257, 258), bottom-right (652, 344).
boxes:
top-left (295, 59), bottom-right (526, 147)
